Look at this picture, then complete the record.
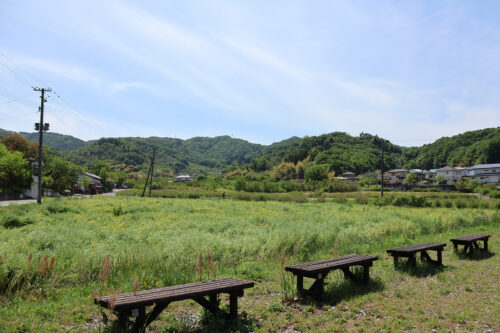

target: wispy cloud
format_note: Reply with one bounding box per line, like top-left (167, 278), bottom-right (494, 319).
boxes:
top-left (1, 0), bottom-right (499, 145)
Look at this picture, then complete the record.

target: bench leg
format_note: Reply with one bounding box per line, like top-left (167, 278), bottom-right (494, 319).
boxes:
top-left (144, 303), bottom-right (170, 328)
top-left (363, 265), bottom-right (370, 284)
top-left (341, 267), bottom-right (356, 281)
top-left (467, 243), bottom-right (474, 257)
top-left (309, 278), bottom-right (324, 300)
top-left (408, 253), bottom-right (417, 267)
top-left (296, 275), bottom-right (304, 293)
top-left (483, 239), bottom-right (488, 252)
top-left (452, 242), bottom-right (458, 251)
top-left (437, 250), bottom-right (442, 265)
top-left (117, 312), bottom-right (129, 332)
top-left (393, 255), bottom-right (399, 266)
top-left (134, 307), bottom-right (146, 333)
top-left (229, 292), bottom-right (238, 320)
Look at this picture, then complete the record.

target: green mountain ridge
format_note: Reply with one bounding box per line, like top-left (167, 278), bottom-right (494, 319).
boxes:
top-left (0, 128), bottom-right (87, 150)
top-left (1, 127), bottom-right (499, 176)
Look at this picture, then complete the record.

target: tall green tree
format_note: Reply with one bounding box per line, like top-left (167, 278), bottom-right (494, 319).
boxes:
top-left (0, 143), bottom-right (32, 193)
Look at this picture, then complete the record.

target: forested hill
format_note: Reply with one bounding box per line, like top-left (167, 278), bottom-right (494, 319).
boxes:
top-left (0, 128), bottom-right (87, 150)
top-left (63, 135), bottom-right (263, 174)
top-left (1, 127), bottom-right (499, 175)
top-left (401, 127), bottom-right (500, 169)
top-left (248, 132), bottom-right (403, 175)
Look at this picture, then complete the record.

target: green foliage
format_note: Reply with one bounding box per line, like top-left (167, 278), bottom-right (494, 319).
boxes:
top-left (405, 172), bottom-right (417, 184)
top-left (305, 164), bottom-right (328, 181)
top-left (0, 129), bottom-right (86, 151)
top-left (0, 143), bottom-right (32, 193)
top-left (402, 127), bottom-right (500, 169)
top-left (43, 154), bottom-right (81, 193)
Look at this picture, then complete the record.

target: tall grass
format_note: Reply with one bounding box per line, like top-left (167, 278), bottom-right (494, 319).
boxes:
top-left (0, 196), bottom-right (498, 299)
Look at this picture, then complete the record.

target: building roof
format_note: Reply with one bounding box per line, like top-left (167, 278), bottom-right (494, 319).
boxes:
top-left (469, 163), bottom-right (500, 169)
top-left (83, 172), bottom-right (101, 180)
top-left (387, 169), bottom-right (409, 173)
top-left (436, 166), bottom-right (455, 171)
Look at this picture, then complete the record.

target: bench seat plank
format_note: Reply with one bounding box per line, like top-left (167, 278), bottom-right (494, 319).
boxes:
top-left (450, 234), bottom-right (490, 255)
top-left (285, 254), bottom-right (377, 274)
top-left (450, 234), bottom-right (489, 242)
top-left (96, 277), bottom-right (254, 311)
top-left (387, 242), bottom-right (446, 254)
top-left (284, 254), bottom-right (378, 300)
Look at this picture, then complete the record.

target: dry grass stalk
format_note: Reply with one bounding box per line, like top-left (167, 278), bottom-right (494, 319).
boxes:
top-left (109, 289), bottom-right (119, 310)
top-left (133, 279), bottom-right (139, 296)
top-left (195, 252), bottom-right (203, 279)
top-left (333, 238), bottom-right (339, 256)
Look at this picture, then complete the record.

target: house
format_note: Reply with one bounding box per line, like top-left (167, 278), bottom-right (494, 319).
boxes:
top-left (409, 169), bottom-right (431, 182)
top-left (175, 174), bottom-right (193, 182)
top-left (385, 169), bottom-right (410, 184)
top-left (466, 163), bottom-right (500, 184)
top-left (339, 171), bottom-right (357, 181)
top-left (74, 172), bottom-right (102, 194)
top-left (436, 166), bottom-right (468, 185)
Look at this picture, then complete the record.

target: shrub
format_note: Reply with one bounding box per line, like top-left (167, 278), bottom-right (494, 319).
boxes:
top-left (489, 190), bottom-right (500, 199)
top-left (444, 200), bottom-right (453, 208)
top-left (391, 195), bottom-right (430, 208)
top-left (354, 193), bottom-right (370, 204)
top-left (469, 200), bottom-right (479, 209)
top-left (455, 200), bottom-right (467, 209)
top-left (434, 200), bottom-right (442, 208)
top-left (3, 216), bottom-right (33, 229)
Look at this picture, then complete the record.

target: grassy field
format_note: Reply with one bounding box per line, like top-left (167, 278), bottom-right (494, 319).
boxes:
top-left (0, 196), bottom-right (499, 332)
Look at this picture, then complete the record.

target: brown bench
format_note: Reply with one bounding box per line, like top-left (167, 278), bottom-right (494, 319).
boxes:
top-left (94, 277), bottom-right (254, 332)
top-left (451, 234), bottom-right (490, 256)
top-left (387, 242), bottom-right (446, 267)
top-left (285, 254), bottom-right (378, 300)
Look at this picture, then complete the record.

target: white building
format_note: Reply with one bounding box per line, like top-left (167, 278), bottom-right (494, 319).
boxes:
top-left (385, 169), bottom-right (410, 184)
top-left (435, 166), bottom-right (468, 185)
top-left (467, 163), bottom-right (500, 184)
top-left (175, 174), bottom-right (193, 182)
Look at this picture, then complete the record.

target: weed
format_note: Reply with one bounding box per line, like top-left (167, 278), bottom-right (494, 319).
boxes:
top-left (2, 216), bottom-right (33, 229)
top-left (112, 204), bottom-right (124, 216)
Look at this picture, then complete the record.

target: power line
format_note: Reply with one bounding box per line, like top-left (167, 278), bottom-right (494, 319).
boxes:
top-left (0, 111), bottom-right (38, 121)
top-left (0, 62), bottom-right (34, 87)
top-left (0, 52), bottom-right (45, 86)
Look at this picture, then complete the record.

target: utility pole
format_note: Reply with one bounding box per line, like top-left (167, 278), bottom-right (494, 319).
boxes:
top-left (149, 148), bottom-right (155, 197)
top-left (33, 87), bottom-right (51, 204)
top-left (142, 147), bottom-right (156, 198)
top-left (380, 139), bottom-right (384, 197)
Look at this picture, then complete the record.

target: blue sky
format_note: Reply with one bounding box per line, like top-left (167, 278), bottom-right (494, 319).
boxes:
top-left (1, 0), bottom-right (499, 146)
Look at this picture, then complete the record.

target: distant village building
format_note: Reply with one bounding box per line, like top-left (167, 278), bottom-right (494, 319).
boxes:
top-left (339, 171), bottom-right (357, 181)
top-left (385, 169), bottom-right (410, 185)
top-left (436, 166), bottom-right (468, 185)
top-left (74, 172), bottom-right (102, 194)
top-left (467, 163), bottom-right (500, 184)
top-left (175, 174), bottom-right (193, 182)
top-left (409, 169), bottom-right (431, 182)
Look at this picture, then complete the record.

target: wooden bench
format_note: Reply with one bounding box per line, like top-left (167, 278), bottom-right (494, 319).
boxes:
top-left (450, 234), bottom-right (490, 256)
top-left (285, 254), bottom-right (378, 300)
top-left (94, 277), bottom-right (254, 332)
top-left (387, 242), bottom-right (446, 267)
